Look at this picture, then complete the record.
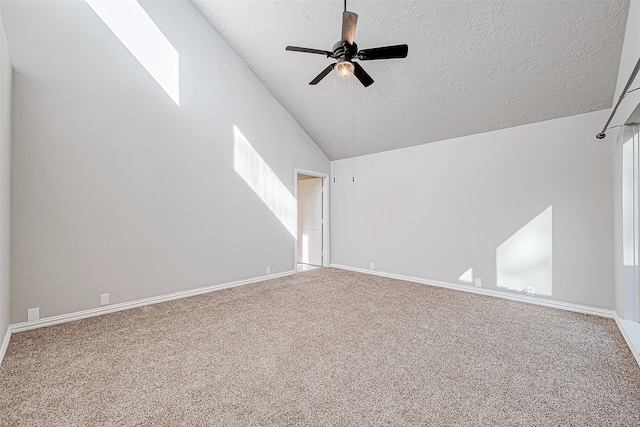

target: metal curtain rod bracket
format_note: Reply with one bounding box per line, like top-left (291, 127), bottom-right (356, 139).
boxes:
top-left (596, 56), bottom-right (640, 140)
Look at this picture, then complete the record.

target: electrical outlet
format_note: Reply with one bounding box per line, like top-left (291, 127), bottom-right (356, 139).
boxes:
top-left (266, 266), bottom-right (271, 274)
top-left (474, 278), bottom-right (482, 287)
top-left (27, 308), bottom-right (40, 322)
top-left (100, 293), bottom-right (110, 306)
top-left (370, 262), bottom-right (375, 270)
top-left (526, 286), bottom-right (536, 295)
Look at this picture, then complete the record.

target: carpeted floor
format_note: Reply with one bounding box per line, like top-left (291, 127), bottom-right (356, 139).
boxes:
top-left (1, 268), bottom-right (639, 426)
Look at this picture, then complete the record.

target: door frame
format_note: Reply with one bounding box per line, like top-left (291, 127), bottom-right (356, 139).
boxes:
top-left (294, 169), bottom-right (330, 268)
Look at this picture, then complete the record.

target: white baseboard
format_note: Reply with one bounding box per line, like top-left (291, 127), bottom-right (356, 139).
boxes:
top-left (4, 265), bottom-right (637, 370)
top-left (329, 264), bottom-right (615, 318)
top-left (0, 326), bottom-right (11, 367)
top-left (10, 270), bottom-right (296, 333)
top-left (614, 314), bottom-right (640, 368)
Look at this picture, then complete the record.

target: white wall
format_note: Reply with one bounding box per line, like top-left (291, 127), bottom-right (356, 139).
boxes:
top-left (3, 0), bottom-right (329, 323)
top-left (0, 7), bottom-right (11, 340)
top-left (331, 109), bottom-right (614, 309)
top-left (613, 0), bottom-right (640, 318)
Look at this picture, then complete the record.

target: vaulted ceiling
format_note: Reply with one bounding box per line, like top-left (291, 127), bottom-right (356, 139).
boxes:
top-left (192, 1), bottom-right (629, 160)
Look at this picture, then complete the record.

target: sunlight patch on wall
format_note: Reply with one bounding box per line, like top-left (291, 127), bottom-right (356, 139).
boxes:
top-left (496, 206), bottom-right (552, 296)
top-left (458, 268), bottom-right (473, 284)
top-left (85, 0), bottom-right (180, 105)
top-left (233, 125), bottom-right (296, 237)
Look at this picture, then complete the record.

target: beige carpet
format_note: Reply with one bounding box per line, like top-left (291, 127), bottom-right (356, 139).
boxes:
top-left (1, 268), bottom-right (639, 426)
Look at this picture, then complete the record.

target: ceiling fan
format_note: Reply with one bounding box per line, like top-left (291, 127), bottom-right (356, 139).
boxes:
top-left (285, 1), bottom-right (408, 87)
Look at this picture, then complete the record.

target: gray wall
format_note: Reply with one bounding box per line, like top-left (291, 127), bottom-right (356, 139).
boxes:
top-left (0, 7), bottom-right (11, 339)
top-left (331, 109), bottom-right (614, 309)
top-left (3, 0), bottom-right (329, 323)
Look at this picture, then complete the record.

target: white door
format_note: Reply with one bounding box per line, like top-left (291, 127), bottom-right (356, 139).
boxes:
top-left (297, 177), bottom-right (323, 266)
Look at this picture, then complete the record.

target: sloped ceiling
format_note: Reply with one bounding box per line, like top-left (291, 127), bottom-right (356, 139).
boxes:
top-left (192, 1), bottom-right (629, 160)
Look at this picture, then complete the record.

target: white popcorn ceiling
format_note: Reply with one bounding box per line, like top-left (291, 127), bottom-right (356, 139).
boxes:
top-left (192, 0), bottom-right (629, 160)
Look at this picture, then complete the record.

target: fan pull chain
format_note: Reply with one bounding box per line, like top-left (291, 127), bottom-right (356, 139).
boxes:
top-left (352, 76), bottom-right (355, 182)
top-left (333, 77), bottom-right (336, 183)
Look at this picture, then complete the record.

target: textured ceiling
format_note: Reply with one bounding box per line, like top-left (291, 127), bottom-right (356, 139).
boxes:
top-left (192, 0), bottom-right (629, 160)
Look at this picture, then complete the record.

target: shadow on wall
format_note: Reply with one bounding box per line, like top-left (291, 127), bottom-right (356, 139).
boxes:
top-left (85, 0), bottom-right (180, 105)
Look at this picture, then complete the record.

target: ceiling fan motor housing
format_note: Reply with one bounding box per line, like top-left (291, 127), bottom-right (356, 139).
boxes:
top-left (285, 10), bottom-right (408, 87)
top-left (332, 40), bottom-right (357, 61)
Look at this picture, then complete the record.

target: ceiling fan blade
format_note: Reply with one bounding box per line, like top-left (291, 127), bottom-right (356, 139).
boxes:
top-left (357, 44), bottom-right (408, 61)
top-left (341, 11), bottom-right (358, 44)
top-left (286, 46), bottom-right (333, 57)
top-left (309, 63), bottom-right (336, 85)
top-left (353, 62), bottom-right (374, 87)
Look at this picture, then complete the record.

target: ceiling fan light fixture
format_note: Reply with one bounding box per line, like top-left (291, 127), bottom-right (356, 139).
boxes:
top-left (335, 60), bottom-right (354, 79)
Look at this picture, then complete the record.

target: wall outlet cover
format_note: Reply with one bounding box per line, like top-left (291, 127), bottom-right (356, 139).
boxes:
top-left (27, 307), bottom-right (40, 322)
top-left (527, 286), bottom-right (536, 295)
top-left (266, 266), bottom-right (271, 274)
top-left (370, 262), bottom-right (375, 270)
top-left (474, 278), bottom-right (482, 287)
top-left (100, 293), bottom-right (110, 306)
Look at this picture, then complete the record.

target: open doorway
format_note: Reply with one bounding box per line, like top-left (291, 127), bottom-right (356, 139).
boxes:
top-left (295, 170), bottom-right (328, 272)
